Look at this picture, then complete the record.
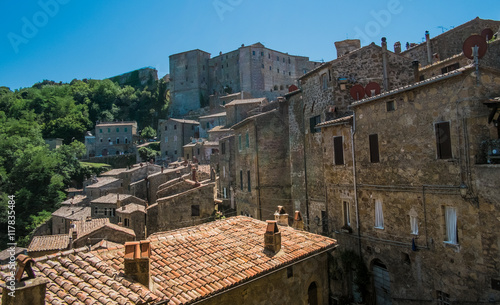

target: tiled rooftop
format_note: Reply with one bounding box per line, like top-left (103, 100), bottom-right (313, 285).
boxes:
top-left (1, 216), bottom-right (336, 304)
top-left (28, 235), bottom-right (70, 253)
top-left (86, 177), bottom-right (120, 188)
top-left (100, 168), bottom-right (128, 176)
top-left (207, 125), bottom-right (232, 133)
top-left (198, 112), bottom-right (226, 119)
top-left (61, 195), bottom-right (88, 205)
top-left (317, 115), bottom-right (353, 128)
top-left (169, 118), bottom-right (200, 125)
top-left (91, 193), bottom-right (133, 204)
top-left (52, 206), bottom-right (91, 220)
top-left (224, 97), bottom-right (266, 107)
top-left (71, 218), bottom-right (110, 237)
top-left (116, 203), bottom-right (146, 214)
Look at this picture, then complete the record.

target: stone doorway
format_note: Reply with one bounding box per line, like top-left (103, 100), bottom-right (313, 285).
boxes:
top-left (373, 260), bottom-right (392, 305)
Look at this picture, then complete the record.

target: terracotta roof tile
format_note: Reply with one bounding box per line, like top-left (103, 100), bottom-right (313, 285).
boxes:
top-left (28, 235), bottom-right (71, 253)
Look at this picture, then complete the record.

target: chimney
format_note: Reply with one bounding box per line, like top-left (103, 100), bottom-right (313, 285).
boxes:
top-left (425, 30), bottom-right (432, 65)
top-left (274, 206), bottom-right (289, 226)
top-left (412, 60), bottom-right (420, 82)
top-left (116, 193), bottom-right (121, 208)
top-left (124, 241), bottom-right (151, 289)
top-left (381, 37), bottom-right (389, 91)
top-left (334, 39), bottom-right (361, 58)
top-left (292, 211), bottom-right (304, 231)
top-left (394, 41), bottom-right (401, 54)
top-left (192, 167), bottom-right (197, 182)
top-left (1, 255), bottom-right (49, 305)
top-left (264, 220), bottom-right (281, 253)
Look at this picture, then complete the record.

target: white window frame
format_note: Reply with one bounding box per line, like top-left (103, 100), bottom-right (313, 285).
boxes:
top-left (223, 187), bottom-right (227, 199)
top-left (374, 199), bottom-right (384, 229)
top-left (444, 206), bottom-right (458, 244)
top-left (410, 215), bottom-right (418, 235)
top-left (343, 201), bottom-right (350, 226)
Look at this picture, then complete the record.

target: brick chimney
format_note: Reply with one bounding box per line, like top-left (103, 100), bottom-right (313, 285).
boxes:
top-left (264, 220), bottom-right (281, 253)
top-left (1, 255), bottom-right (49, 305)
top-left (124, 241), bottom-right (151, 289)
top-left (116, 193), bottom-right (121, 208)
top-left (425, 30), bottom-right (432, 65)
top-left (334, 39), bottom-right (361, 58)
top-left (394, 41), bottom-right (401, 54)
top-left (274, 206), bottom-right (289, 226)
top-left (292, 211), bottom-right (304, 231)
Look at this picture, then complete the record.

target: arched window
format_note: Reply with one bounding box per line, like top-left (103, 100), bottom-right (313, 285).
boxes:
top-left (308, 282), bottom-right (318, 305)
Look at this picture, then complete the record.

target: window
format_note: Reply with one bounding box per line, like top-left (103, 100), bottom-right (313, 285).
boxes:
top-left (386, 100), bottom-right (395, 111)
top-left (221, 142), bottom-right (226, 155)
top-left (269, 66), bottom-right (272, 70)
top-left (100, 138), bottom-right (103, 142)
top-left (174, 150), bottom-right (177, 155)
top-left (268, 53), bottom-right (270, 59)
top-left (99, 129), bottom-right (102, 133)
top-left (436, 291), bottom-right (450, 305)
top-left (247, 170), bottom-right (251, 192)
top-left (206, 122), bottom-right (210, 129)
top-left (283, 58), bottom-right (285, 63)
top-left (444, 206), bottom-right (457, 244)
top-left (165, 151), bottom-right (168, 156)
top-left (174, 135), bottom-right (177, 142)
top-left (165, 137), bottom-right (168, 142)
top-left (185, 65), bottom-right (188, 70)
top-left (343, 201), bottom-right (350, 226)
top-left (223, 187), bottom-right (227, 198)
top-left (410, 214), bottom-right (418, 235)
top-left (252, 50), bottom-right (255, 55)
top-left (277, 68), bottom-right (279, 73)
top-left (289, 72), bottom-right (291, 76)
top-left (174, 124), bottom-right (177, 130)
top-left (441, 63), bottom-right (459, 74)
top-left (435, 122), bottom-right (452, 159)
top-left (223, 166), bottom-right (226, 177)
top-left (309, 115), bottom-right (321, 133)
top-left (165, 125), bottom-right (168, 131)
top-left (108, 128), bottom-right (110, 133)
top-left (333, 136), bottom-right (344, 165)
top-left (277, 56), bottom-right (279, 61)
top-left (375, 200), bottom-right (384, 229)
top-left (116, 138), bottom-right (120, 144)
top-left (261, 51), bottom-right (264, 56)
top-left (245, 132), bottom-right (249, 148)
top-left (124, 218), bottom-right (129, 227)
top-left (240, 170), bottom-right (243, 190)
top-left (124, 127), bottom-right (128, 132)
top-left (287, 266), bottom-right (293, 278)
top-left (238, 134), bottom-right (242, 150)
top-left (104, 208), bottom-right (108, 216)
top-left (191, 205), bottom-right (200, 216)
top-left (116, 128), bottom-right (119, 132)
top-left (197, 148), bottom-right (200, 155)
top-left (321, 74), bottom-right (327, 90)
top-left (192, 125), bottom-right (195, 130)
top-left (111, 208), bottom-right (115, 217)
top-left (369, 134), bottom-right (380, 163)
top-left (124, 138), bottom-right (128, 144)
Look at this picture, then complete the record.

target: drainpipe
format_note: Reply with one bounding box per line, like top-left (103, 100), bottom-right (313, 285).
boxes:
top-left (381, 37), bottom-right (389, 91)
top-left (425, 31), bottom-right (432, 65)
top-left (351, 113), bottom-right (361, 255)
top-left (254, 121), bottom-right (262, 220)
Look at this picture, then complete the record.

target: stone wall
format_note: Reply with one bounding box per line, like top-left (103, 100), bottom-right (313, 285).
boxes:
top-left (146, 182), bottom-right (216, 234)
top-left (117, 209), bottom-right (146, 239)
top-left (72, 226), bottom-right (135, 248)
top-left (196, 252), bottom-right (331, 305)
top-left (156, 180), bottom-right (195, 199)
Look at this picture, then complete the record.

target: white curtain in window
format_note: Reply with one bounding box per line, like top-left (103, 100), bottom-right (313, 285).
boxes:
top-left (410, 215), bottom-right (418, 235)
top-left (445, 207), bottom-right (457, 244)
top-left (375, 200), bottom-right (384, 228)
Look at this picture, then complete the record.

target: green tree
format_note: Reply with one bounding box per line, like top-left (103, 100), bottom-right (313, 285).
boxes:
top-left (138, 146), bottom-right (159, 162)
top-left (141, 126), bottom-right (156, 140)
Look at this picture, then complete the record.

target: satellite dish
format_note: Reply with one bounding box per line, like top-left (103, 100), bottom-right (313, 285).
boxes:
top-left (481, 28), bottom-right (494, 41)
top-left (365, 82), bottom-right (381, 97)
top-left (462, 35), bottom-right (488, 59)
top-left (350, 84), bottom-right (365, 100)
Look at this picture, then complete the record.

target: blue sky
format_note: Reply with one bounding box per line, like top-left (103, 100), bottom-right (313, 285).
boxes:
top-left (0, 0), bottom-right (499, 90)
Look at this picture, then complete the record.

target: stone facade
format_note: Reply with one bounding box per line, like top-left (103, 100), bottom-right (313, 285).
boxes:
top-left (94, 121), bottom-right (137, 156)
top-left (198, 112), bottom-right (226, 138)
top-left (158, 118), bottom-right (199, 162)
top-left (320, 64), bottom-right (500, 303)
top-left (286, 41), bottom-right (415, 234)
top-left (216, 135), bottom-right (236, 210)
top-left (90, 193), bottom-right (146, 224)
top-left (232, 104), bottom-right (292, 221)
top-left (168, 43), bottom-right (320, 117)
top-left (225, 97), bottom-right (268, 127)
top-left (116, 204), bottom-right (146, 239)
top-left (146, 182), bottom-right (216, 234)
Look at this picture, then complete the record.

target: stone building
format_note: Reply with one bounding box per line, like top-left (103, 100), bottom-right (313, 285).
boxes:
top-left (116, 203), bottom-right (146, 239)
top-left (318, 60), bottom-right (500, 303)
top-left (216, 135), bottom-right (236, 210)
top-left (285, 38), bottom-right (415, 234)
top-left (209, 91), bottom-right (252, 111)
top-left (231, 101), bottom-right (292, 221)
top-left (84, 177), bottom-right (123, 200)
top-left (399, 17), bottom-right (500, 67)
top-left (198, 111), bottom-right (226, 138)
top-left (168, 43), bottom-right (319, 117)
top-left (93, 121), bottom-right (138, 156)
top-left (158, 118), bottom-right (200, 162)
top-left (51, 206), bottom-right (91, 235)
top-left (1, 216), bottom-right (337, 305)
top-left (225, 97), bottom-right (268, 127)
top-left (90, 193), bottom-right (146, 224)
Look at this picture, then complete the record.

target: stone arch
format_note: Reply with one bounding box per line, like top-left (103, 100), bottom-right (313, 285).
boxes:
top-left (308, 281), bottom-right (318, 305)
top-left (371, 259), bottom-right (392, 305)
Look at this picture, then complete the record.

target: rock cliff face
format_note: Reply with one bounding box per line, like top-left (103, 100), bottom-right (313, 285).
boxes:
top-left (108, 67), bottom-right (158, 90)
